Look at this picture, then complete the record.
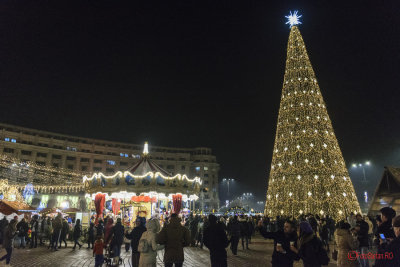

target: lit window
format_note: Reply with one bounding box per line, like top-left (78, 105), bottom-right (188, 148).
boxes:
top-left (120, 153), bottom-right (124, 157)
top-left (125, 154), bottom-right (128, 158)
top-left (107, 160), bottom-right (116, 165)
top-left (4, 138), bottom-right (10, 142)
top-left (204, 167), bottom-right (208, 171)
top-left (11, 139), bottom-right (16, 143)
top-left (195, 167), bottom-right (200, 171)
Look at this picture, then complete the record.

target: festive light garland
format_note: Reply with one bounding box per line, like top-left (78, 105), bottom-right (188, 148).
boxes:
top-left (264, 25), bottom-right (361, 221)
top-left (0, 154), bottom-right (85, 192)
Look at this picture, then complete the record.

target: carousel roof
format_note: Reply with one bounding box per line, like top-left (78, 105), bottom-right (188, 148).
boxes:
top-left (125, 152), bottom-right (170, 177)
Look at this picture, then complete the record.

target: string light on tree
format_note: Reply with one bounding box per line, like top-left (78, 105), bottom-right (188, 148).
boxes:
top-left (264, 12), bottom-right (361, 220)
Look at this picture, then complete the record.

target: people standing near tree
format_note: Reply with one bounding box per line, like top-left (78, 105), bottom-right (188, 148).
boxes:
top-left (156, 213), bottom-right (190, 267)
top-left (204, 214), bottom-right (229, 267)
top-left (138, 218), bottom-right (164, 267)
top-left (16, 218), bottom-right (28, 249)
top-left (334, 221), bottom-right (358, 267)
top-left (354, 214), bottom-right (369, 267)
top-left (375, 215), bottom-right (400, 267)
top-left (227, 216), bottom-right (241, 256)
top-left (72, 219), bottom-right (82, 250)
top-left (0, 219), bottom-right (17, 265)
top-left (364, 216), bottom-right (374, 248)
top-left (93, 235), bottom-right (105, 267)
top-left (374, 207), bottom-right (396, 267)
top-left (290, 221), bottom-right (329, 267)
top-left (30, 215), bottom-right (39, 248)
top-left (257, 219), bottom-right (299, 267)
top-left (111, 218), bottom-right (125, 264)
top-left (59, 218), bottom-right (69, 248)
top-left (126, 217), bottom-right (147, 267)
top-left (196, 217), bottom-right (204, 249)
top-left (51, 213), bottom-right (63, 251)
top-left (87, 222), bottom-right (95, 249)
top-left (319, 219), bottom-right (330, 252)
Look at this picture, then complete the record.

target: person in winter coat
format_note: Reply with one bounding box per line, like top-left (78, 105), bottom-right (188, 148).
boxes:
top-left (204, 214), bottom-right (229, 267)
top-left (319, 219), bottom-right (330, 252)
top-left (126, 217), bottom-right (147, 267)
top-left (138, 218), bottom-right (164, 267)
top-left (375, 215), bottom-right (400, 267)
top-left (196, 217), bottom-right (204, 249)
top-left (96, 219), bottom-right (104, 237)
top-left (334, 221), bottom-right (359, 267)
top-left (16, 218), bottom-right (29, 248)
top-left (227, 216), bottom-right (241, 256)
top-left (30, 215), bottom-right (39, 248)
top-left (87, 222), bottom-right (95, 249)
top-left (59, 218), bottom-right (69, 248)
top-left (156, 213), bottom-right (191, 267)
top-left (72, 219), bottom-right (82, 249)
top-left (0, 219), bottom-right (17, 265)
top-left (258, 219), bottom-right (299, 267)
top-left (189, 214), bottom-right (198, 247)
top-left (51, 213), bottom-right (63, 251)
top-left (0, 217), bottom-right (8, 245)
top-left (104, 218), bottom-right (114, 246)
top-left (239, 216), bottom-right (249, 250)
top-left (111, 218), bottom-right (125, 261)
top-left (93, 235), bottom-right (105, 267)
top-left (290, 221), bottom-right (329, 267)
top-left (354, 214), bottom-right (369, 267)
top-left (247, 218), bottom-right (254, 244)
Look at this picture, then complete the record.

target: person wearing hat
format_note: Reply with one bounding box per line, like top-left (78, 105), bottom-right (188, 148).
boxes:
top-left (335, 220), bottom-right (359, 267)
top-left (290, 221), bottom-right (329, 267)
top-left (374, 215), bottom-right (400, 267)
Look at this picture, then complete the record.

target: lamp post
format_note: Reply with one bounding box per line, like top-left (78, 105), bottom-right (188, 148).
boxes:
top-left (222, 178), bottom-right (234, 198)
top-left (351, 161), bottom-right (370, 183)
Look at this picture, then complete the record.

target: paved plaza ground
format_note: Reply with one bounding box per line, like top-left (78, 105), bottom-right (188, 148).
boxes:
top-left (0, 234), bottom-right (340, 267)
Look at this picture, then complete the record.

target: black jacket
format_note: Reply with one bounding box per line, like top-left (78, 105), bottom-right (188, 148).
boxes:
top-left (259, 227), bottom-right (300, 267)
top-left (126, 225), bottom-right (146, 253)
top-left (16, 220), bottom-right (29, 237)
top-left (356, 220), bottom-right (369, 247)
top-left (61, 221), bottom-right (69, 236)
top-left (73, 224), bottom-right (82, 238)
top-left (298, 234), bottom-right (329, 267)
top-left (376, 221), bottom-right (395, 240)
top-left (111, 222), bottom-right (125, 246)
top-left (227, 219), bottom-right (241, 237)
top-left (204, 222), bottom-right (229, 258)
top-left (375, 235), bottom-right (400, 267)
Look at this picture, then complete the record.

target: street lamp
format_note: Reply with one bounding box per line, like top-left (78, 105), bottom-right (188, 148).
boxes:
top-left (222, 178), bottom-right (234, 198)
top-left (351, 161), bottom-right (371, 183)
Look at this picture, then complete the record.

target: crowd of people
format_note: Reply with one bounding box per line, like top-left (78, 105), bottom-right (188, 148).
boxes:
top-left (0, 206), bottom-right (399, 267)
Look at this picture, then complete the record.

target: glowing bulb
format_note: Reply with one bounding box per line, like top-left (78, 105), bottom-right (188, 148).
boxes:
top-left (314, 175), bottom-right (318, 179)
top-left (323, 143), bottom-right (327, 148)
top-left (320, 159), bottom-right (324, 164)
top-left (331, 175), bottom-right (335, 179)
top-left (296, 145), bottom-right (300, 149)
top-left (327, 192), bottom-right (330, 196)
top-left (308, 192), bottom-right (312, 196)
top-left (289, 161), bottom-right (293, 165)
top-left (289, 192), bottom-right (293, 197)
top-left (297, 175), bottom-right (301, 180)
top-left (305, 159), bottom-right (309, 163)
top-left (343, 192), bottom-right (347, 197)
top-left (310, 143), bottom-right (314, 147)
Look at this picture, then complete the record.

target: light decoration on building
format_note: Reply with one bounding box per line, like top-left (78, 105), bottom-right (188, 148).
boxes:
top-left (264, 15), bottom-right (361, 220)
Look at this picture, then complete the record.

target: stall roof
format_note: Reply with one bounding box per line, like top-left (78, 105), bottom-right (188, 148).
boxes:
top-left (0, 200), bottom-right (35, 215)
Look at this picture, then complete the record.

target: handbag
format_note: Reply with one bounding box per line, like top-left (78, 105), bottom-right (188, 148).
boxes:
top-left (331, 242), bottom-right (338, 261)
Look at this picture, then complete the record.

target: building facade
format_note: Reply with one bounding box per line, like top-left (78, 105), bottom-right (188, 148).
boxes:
top-left (0, 123), bottom-right (220, 211)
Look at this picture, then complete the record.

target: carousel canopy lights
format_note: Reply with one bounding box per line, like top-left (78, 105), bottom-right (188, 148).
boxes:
top-left (285, 10), bottom-right (302, 28)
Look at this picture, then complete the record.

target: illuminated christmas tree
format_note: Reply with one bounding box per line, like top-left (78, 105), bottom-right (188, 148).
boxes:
top-left (264, 12), bottom-right (361, 220)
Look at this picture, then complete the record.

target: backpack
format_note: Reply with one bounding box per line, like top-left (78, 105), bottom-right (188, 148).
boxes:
top-left (138, 238), bottom-right (149, 253)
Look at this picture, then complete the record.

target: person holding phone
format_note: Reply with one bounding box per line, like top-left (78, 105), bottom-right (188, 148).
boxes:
top-left (375, 215), bottom-right (400, 267)
top-left (374, 207), bottom-right (396, 266)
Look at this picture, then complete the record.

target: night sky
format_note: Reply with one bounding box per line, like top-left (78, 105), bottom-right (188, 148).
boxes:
top-left (1, 1), bottom-right (400, 203)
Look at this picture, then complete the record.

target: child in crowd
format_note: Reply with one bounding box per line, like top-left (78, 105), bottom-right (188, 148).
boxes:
top-left (93, 235), bottom-right (104, 267)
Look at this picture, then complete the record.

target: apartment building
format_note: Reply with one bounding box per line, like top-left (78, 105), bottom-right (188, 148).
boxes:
top-left (0, 123), bottom-right (220, 211)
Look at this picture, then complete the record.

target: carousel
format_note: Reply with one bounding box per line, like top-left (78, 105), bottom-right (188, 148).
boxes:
top-left (83, 142), bottom-right (203, 225)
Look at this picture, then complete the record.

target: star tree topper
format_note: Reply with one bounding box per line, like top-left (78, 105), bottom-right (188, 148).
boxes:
top-left (285, 10), bottom-right (302, 28)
